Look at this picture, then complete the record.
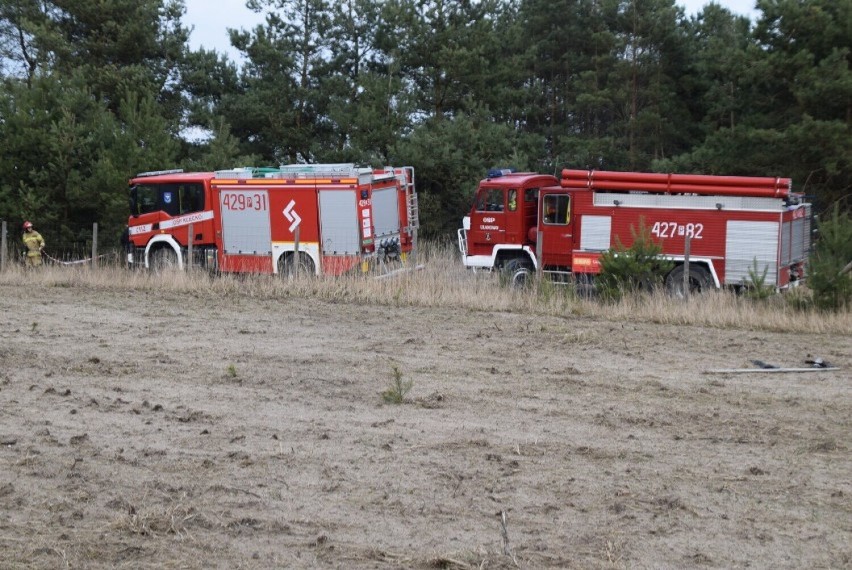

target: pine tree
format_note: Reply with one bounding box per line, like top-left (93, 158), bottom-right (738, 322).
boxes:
top-left (809, 205), bottom-right (852, 310)
top-left (0, 0), bottom-right (189, 247)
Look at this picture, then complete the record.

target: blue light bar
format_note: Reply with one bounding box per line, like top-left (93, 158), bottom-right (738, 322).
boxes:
top-left (487, 168), bottom-right (517, 178)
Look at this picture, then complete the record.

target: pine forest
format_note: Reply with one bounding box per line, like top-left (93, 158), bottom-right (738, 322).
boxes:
top-left (0, 0), bottom-right (849, 247)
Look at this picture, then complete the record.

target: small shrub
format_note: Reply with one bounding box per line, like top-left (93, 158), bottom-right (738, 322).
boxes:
top-left (226, 364), bottom-right (237, 378)
top-left (535, 274), bottom-right (557, 302)
top-left (743, 259), bottom-right (775, 300)
top-left (381, 365), bottom-right (412, 404)
top-left (808, 205), bottom-right (852, 311)
top-left (785, 286), bottom-right (814, 311)
top-left (597, 220), bottom-right (673, 301)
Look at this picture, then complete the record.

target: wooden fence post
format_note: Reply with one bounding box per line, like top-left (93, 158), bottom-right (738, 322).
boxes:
top-left (683, 235), bottom-right (691, 300)
top-left (91, 223), bottom-right (98, 269)
top-left (187, 223), bottom-right (193, 271)
top-left (1, 221), bottom-right (7, 272)
top-left (292, 225), bottom-right (300, 277)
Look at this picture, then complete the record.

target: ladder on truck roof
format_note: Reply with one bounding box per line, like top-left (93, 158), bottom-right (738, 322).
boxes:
top-left (275, 163), bottom-right (370, 178)
top-left (213, 163), bottom-right (398, 183)
top-left (135, 169), bottom-right (184, 178)
top-left (213, 167), bottom-right (278, 179)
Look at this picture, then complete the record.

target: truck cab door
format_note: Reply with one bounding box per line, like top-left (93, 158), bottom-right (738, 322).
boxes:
top-left (467, 187), bottom-right (507, 256)
top-left (503, 188), bottom-right (524, 243)
top-left (540, 193), bottom-right (574, 266)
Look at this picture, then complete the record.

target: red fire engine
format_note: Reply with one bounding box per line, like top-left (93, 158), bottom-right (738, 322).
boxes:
top-left (458, 168), bottom-right (812, 292)
top-left (127, 164), bottom-right (418, 275)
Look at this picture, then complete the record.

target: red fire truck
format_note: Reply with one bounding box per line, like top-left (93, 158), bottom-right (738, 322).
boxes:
top-left (127, 164), bottom-right (418, 275)
top-left (458, 168), bottom-right (812, 292)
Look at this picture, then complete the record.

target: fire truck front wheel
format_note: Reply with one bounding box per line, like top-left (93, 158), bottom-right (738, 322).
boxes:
top-left (665, 264), bottom-right (712, 297)
top-left (278, 252), bottom-right (315, 278)
top-left (149, 246), bottom-right (180, 273)
top-left (503, 258), bottom-right (534, 288)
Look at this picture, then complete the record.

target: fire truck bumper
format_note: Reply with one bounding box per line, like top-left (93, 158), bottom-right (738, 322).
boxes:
top-left (460, 255), bottom-right (496, 270)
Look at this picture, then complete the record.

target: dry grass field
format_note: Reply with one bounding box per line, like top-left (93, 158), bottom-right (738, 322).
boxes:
top-left (0, 249), bottom-right (849, 569)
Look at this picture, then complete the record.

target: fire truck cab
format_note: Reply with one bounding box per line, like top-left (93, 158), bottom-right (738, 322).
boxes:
top-left (458, 168), bottom-right (812, 293)
top-left (127, 169), bottom-right (217, 270)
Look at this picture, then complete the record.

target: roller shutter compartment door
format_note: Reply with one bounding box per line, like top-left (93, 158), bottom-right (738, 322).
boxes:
top-left (372, 187), bottom-right (401, 240)
top-left (725, 221), bottom-right (779, 286)
top-left (319, 190), bottom-right (360, 255)
top-left (580, 215), bottom-right (612, 251)
top-left (220, 190), bottom-right (271, 254)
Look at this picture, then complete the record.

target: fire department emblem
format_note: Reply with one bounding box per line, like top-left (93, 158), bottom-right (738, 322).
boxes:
top-left (283, 200), bottom-right (302, 233)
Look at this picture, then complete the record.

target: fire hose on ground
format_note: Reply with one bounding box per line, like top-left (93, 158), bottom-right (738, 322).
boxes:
top-left (39, 250), bottom-right (115, 266)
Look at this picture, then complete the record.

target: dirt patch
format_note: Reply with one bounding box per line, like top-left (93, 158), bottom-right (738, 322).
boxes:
top-left (1, 283), bottom-right (849, 568)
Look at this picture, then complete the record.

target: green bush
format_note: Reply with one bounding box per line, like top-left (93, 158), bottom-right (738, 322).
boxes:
top-left (808, 206), bottom-right (852, 311)
top-left (597, 220), bottom-right (674, 301)
top-left (743, 258), bottom-right (775, 300)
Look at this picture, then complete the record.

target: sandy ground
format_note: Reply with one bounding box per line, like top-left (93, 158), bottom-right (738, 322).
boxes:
top-left (0, 282), bottom-right (849, 569)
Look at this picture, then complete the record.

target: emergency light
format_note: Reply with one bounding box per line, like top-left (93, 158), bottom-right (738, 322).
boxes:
top-left (487, 168), bottom-right (516, 178)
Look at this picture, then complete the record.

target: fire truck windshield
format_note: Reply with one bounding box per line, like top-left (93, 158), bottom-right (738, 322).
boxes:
top-left (130, 183), bottom-right (205, 217)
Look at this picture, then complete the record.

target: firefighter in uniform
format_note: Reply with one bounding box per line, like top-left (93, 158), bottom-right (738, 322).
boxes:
top-left (22, 221), bottom-right (45, 267)
top-left (544, 202), bottom-right (557, 223)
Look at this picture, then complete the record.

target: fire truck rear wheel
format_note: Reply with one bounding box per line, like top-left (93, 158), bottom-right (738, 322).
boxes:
top-left (665, 264), bottom-right (712, 297)
top-left (278, 252), bottom-right (315, 277)
top-left (149, 247), bottom-right (179, 272)
top-left (503, 258), bottom-right (534, 288)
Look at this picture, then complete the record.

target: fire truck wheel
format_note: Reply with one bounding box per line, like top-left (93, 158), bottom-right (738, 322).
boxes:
top-left (573, 273), bottom-right (596, 298)
top-left (503, 258), bottom-right (534, 288)
top-left (278, 252), bottom-right (315, 278)
top-left (149, 247), bottom-right (179, 272)
top-left (665, 264), bottom-right (712, 297)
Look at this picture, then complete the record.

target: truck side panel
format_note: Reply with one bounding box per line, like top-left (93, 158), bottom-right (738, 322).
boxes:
top-left (371, 186), bottom-right (401, 241)
top-left (319, 190), bottom-right (360, 255)
top-left (782, 205), bottom-right (811, 266)
top-left (219, 254), bottom-right (275, 274)
top-left (219, 189), bottom-right (272, 255)
top-left (569, 189), bottom-right (800, 285)
top-left (266, 187), bottom-right (321, 244)
top-left (213, 185), bottom-right (322, 274)
top-left (725, 221), bottom-right (779, 285)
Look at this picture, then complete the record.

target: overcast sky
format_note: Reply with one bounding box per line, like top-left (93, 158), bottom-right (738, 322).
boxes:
top-left (183, 0), bottom-right (760, 63)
